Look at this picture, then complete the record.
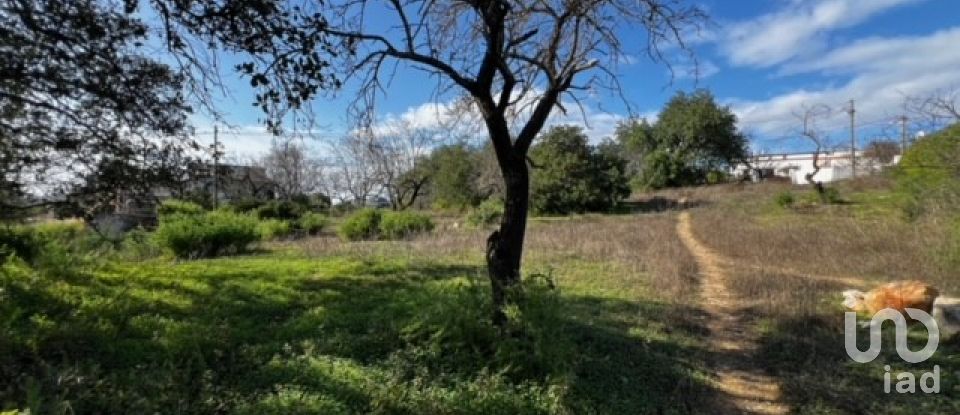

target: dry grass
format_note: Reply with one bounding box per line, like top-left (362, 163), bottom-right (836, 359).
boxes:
top-left (674, 180), bottom-right (960, 413)
top-left (288, 212), bottom-right (700, 304)
top-left (687, 183), bottom-right (955, 306)
top-left (268, 181), bottom-right (960, 413)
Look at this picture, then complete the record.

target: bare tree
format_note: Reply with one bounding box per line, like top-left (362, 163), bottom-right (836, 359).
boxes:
top-left (334, 1), bottom-right (704, 322)
top-left (905, 86), bottom-right (960, 131)
top-left (260, 138), bottom-right (325, 199)
top-left (325, 133), bottom-right (380, 206)
top-left (152, 0), bottom-right (707, 322)
top-left (366, 120), bottom-right (444, 210)
top-left (794, 104), bottom-right (833, 197)
top-left (863, 140), bottom-right (900, 165)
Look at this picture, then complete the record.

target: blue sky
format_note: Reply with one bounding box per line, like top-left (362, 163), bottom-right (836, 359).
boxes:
top-left (191, 0), bottom-right (960, 159)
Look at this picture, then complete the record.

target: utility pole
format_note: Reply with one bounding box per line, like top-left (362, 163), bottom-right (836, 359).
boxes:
top-left (899, 115), bottom-right (909, 154)
top-left (212, 125), bottom-right (220, 209)
top-left (848, 99), bottom-right (857, 178)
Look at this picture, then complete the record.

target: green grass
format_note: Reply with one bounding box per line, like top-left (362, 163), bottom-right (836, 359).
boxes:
top-left (0, 241), bottom-right (712, 414)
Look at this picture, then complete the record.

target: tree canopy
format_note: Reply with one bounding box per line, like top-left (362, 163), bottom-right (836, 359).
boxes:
top-left (1, 0), bottom-right (193, 215)
top-left (529, 126), bottom-right (629, 214)
top-left (617, 89), bottom-right (747, 189)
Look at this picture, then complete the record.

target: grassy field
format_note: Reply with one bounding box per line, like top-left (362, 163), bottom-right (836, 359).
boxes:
top-left (685, 178), bottom-right (959, 414)
top-left (2, 178), bottom-right (958, 414)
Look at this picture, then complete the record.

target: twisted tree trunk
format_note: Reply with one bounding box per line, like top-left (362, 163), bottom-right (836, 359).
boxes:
top-left (486, 157), bottom-right (529, 326)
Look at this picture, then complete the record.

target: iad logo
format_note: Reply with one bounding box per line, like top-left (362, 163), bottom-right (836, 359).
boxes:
top-left (844, 308), bottom-right (941, 393)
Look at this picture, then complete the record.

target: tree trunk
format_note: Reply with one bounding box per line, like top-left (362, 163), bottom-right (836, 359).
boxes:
top-left (486, 158), bottom-right (529, 326)
top-left (806, 150), bottom-right (825, 197)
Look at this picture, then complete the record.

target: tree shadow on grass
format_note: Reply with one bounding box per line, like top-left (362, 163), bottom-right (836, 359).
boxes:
top-left (1, 257), bottom-right (716, 414)
top-left (558, 295), bottom-right (714, 413)
top-left (753, 313), bottom-right (960, 414)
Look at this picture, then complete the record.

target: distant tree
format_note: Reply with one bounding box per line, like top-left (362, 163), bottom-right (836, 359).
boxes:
top-left (326, 133), bottom-right (380, 206)
top-left (794, 104), bottom-right (833, 197)
top-left (422, 143), bottom-right (483, 209)
top-left (260, 138), bottom-right (325, 200)
top-left (529, 126), bottom-right (629, 214)
top-left (905, 86), bottom-right (960, 131)
top-left (863, 140), bottom-right (901, 164)
top-left (629, 90), bottom-right (747, 189)
top-left (365, 121), bottom-right (443, 210)
top-left (614, 118), bottom-right (657, 182)
top-left (473, 143), bottom-right (505, 202)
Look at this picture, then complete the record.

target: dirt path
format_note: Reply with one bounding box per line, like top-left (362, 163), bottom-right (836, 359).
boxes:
top-left (676, 211), bottom-right (790, 415)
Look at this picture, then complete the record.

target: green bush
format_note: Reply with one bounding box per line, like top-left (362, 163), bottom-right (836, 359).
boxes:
top-left (774, 191), bottom-right (795, 208)
top-left (338, 209), bottom-right (382, 241)
top-left (32, 220), bottom-right (87, 241)
top-left (706, 170), bottom-right (729, 185)
top-left (895, 123), bottom-right (960, 217)
top-left (380, 211), bottom-right (434, 239)
top-left (0, 225), bottom-right (41, 263)
top-left (466, 199), bottom-right (504, 227)
top-left (257, 219), bottom-right (294, 240)
top-left (256, 200), bottom-right (306, 221)
top-left (230, 197), bottom-right (266, 213)
top-left (0, 221), bottom-right (101, 275)
top-left (820, 187), bottom-right (843, 204)
top-left (299, 213), bottom-right (329, 235)
top-left (154, 211), bottom-right (259, 258)
top-left (157, 199), bottom-right (204, 217)
top-left (119, 227), bottom-right (163, 260)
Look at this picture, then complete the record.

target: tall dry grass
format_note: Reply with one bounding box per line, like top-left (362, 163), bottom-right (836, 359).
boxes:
top-left (674, 180), bottom-right (960, 413)
top-left (291, 212), bottom-right (700, 303)
top-left (689, 195), bottom-right (954, 300)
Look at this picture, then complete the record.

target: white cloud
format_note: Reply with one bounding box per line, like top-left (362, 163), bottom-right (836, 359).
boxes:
top-left (721, 0), bottom-right (920, 67)
top-left (192, 123), bottom-right (280, 161)
top-left (731, 26), bottom-right (960, 137)
top-left (673, 60), bottom-right (720, 80)
top-left (375, 94), bottom-right (628, 144)
top-left (781, 27), bottom-right (960, 76)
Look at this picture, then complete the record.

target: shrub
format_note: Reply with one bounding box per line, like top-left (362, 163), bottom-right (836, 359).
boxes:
top-left (338, 209), bottom-right (381, 241)
top-left (158, 199), bottom-right (205, 217)
top-left (257, 219), bottom-right (294, 240)
top-left (380, 211), bottom-right (434, 239)
top-left (895, 124), bottom-right (960, 217)
top-left (466, 199), bottom-right (504, 227)
top-left (157, 199), bottom-right (204, 217)
top-left (32, 220), bottom-right (87, 241)
top-left (231, 197), bottom-right (266, 213)
top-left (154, 211), bottom-right (259, 258)
top-left (299, 213), bottom-right (329, 235)
top-left (256, 200), bottom-right (305, 221)
top-left (119, 227), bottom-right (163, 260)
top-left (774, 191), bottom-right (795, 208)
top-left (0, 225), bottom-right (41, 263)
top-left (820, 187), bottom-right (843, 204)
top-left (706, 170), bottom-right (729, 185)
top-left (0, 222), bottom-right (98, 273)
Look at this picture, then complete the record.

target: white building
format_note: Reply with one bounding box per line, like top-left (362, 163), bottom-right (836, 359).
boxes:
top-left (731, 150), bottom-right (900, 185)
